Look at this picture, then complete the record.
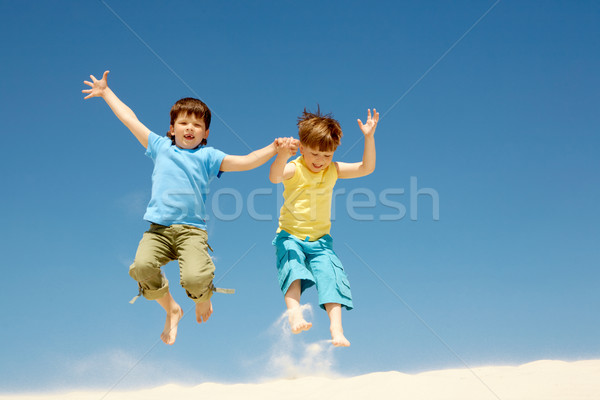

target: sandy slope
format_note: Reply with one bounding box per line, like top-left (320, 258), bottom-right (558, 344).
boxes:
top-left (1, 359), bottom-right (598, 400)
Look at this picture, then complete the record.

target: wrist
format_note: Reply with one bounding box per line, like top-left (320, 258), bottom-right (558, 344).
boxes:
top-left (100, 87), bottom-right (113, 99)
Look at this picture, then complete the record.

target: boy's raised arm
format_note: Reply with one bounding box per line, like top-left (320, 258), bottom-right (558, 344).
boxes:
top-left (336, 108), bottom-right (379, 179)
top-left (83, 71), bottom-right (151, 148)
top-left (219, 140), bottom-right (279, 172)
top-left (269, 138), bottom-right (298, 183)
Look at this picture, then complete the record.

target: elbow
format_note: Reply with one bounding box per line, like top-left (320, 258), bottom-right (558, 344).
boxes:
top-left (360, 163), bottom-right (375, 177)
top-left (367, 159), bottom-right (376, 175)
top-left (269, 165), bottom-right (283, 183)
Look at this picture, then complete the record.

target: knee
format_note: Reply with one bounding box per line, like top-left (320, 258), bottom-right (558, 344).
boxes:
top-left (180, 265), bottom-right (215, 289)
top-left (129, 257), bottom-right (158, 281)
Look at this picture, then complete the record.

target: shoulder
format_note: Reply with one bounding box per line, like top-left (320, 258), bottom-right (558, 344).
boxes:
top-left (203, 146), bottom-right (227, 155)
top-left (146, 132), bottom-right (170, 156)
top-left (147, 131), bottom-right (162, 145)
top-left (332, 161), bottom-right (340, 176)
top-left (201, 146), bottom-right (228, 163)
top-left (289, 156), bottom-right (304, 174)
top-left (280, 158), bottom-right (300, 183)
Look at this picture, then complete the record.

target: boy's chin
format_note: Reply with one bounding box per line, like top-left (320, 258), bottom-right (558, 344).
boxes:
top-left (176, 140), bottom-right (201, 149)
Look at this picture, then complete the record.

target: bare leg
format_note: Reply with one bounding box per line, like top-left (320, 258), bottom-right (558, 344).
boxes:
top-left (284, 280), bottom-right (312, 334)
top-left (325, 303), bottom-right (350, 347)
top-left (155, 291), bottom-right (183, 345)
top-left (195, 299), bottom-right (213, 324)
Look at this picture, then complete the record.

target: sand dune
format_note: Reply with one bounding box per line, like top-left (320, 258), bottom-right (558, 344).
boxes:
top-left (1, 359), bottom-right (598, 400)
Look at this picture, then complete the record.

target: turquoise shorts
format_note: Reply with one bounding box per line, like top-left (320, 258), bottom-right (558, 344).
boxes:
top-left (272, 230), bottom-right (353, 310)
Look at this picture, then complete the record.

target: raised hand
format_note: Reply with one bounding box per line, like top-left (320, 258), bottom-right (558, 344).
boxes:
top-left (82, 70), bottom-right (110, 99)
top-left (357, 108), bottom-right (379, 137)
top-left (287, 138), bottom-right (300, 154)
top-left (81, 70), bottom-right (151, 148)
top-left (275, 137), bottom-right (299, 159)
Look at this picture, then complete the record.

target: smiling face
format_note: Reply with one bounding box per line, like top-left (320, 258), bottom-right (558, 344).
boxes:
top-left (300, 144), bottom-right (335, 173)
top-left (169, 113), bottom-right (209, 149)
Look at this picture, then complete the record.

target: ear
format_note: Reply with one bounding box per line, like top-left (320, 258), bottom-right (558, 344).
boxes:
top-left (299, 143), bottom-right (305, 155)
top-left (204, 129), bottom-right (210, 139)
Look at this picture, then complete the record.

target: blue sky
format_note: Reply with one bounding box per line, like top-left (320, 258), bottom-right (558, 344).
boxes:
top-left (1, 0), bottom-right (599, 393)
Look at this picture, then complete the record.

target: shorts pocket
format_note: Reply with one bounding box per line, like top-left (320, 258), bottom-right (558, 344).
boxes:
top-left (330, 255), bottom-right (352, 299)
top-left (276, 252), bottom-right (293, 288)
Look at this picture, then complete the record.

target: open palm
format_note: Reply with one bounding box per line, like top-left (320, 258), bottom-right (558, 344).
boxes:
top-left (357, 108), bottom-right (379, 137)
top-left (82, 70), bottom-right (110, 99)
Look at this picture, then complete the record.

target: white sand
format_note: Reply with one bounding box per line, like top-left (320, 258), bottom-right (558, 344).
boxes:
top-left (2, 359), bottom-right (598, 400)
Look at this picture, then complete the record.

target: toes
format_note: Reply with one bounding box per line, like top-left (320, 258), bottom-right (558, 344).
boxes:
top-left (332, 338), bottom-right (350, 347)
top-left (291, 321), bottom-right (311, 334)
top-left (197, 313), bottom-right (210, 323)
top-left (162, 333), bottom-right (174, 345)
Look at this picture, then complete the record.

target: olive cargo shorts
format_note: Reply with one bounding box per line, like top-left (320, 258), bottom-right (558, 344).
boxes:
top-left (129, 224), bottom-right (215, 303)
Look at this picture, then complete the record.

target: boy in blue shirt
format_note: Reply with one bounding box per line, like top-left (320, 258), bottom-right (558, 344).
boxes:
top-left (83, 71), bottom-right (287, 345)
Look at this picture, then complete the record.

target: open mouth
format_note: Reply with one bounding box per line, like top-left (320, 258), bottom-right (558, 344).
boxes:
top-left (183, 134), bottom-right (195, 140)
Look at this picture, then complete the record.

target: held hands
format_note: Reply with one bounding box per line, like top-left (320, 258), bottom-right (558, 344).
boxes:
top-left (82, 70), bottom-right (110, 99)
top-left (357, 108), bottom-right (379, 137)
top-left (275, 137), bottom-right (300, 159)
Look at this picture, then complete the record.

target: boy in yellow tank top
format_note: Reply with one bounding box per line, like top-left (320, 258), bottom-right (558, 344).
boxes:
top-left (270, 108), bottom-right (379, 346)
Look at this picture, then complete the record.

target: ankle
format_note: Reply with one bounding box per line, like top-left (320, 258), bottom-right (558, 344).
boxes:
top-left (168, 306), bottom-right (181, 315)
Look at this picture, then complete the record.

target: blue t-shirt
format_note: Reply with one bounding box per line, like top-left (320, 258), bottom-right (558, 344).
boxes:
top-left (143, 132), bottom-right (227, 230)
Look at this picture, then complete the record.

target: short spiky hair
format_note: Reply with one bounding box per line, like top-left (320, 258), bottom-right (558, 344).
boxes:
top-left (166, 97), bottom-right (211, 145)
top-left (297, 106), bottom-right (342, 152)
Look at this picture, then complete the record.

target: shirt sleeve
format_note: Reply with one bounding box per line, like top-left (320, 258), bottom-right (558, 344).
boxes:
top-left (145, 132), bottom-right (169, 160)
top-left (205, 147), bottom-right (228, 179)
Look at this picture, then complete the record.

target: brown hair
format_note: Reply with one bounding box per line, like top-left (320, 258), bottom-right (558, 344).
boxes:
top-left (297, 106), bottom-right (342, 152)
top-left (166, 97), bottom-right (212, 146)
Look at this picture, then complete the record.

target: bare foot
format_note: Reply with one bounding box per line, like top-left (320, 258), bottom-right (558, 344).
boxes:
top-left (161, 306), bottom-right (183, 345)
top-left (288, 307), bottom-right (312, 334)
top-left (331, 326), bottom-right (350, 347)
top-left (195, 300), bottom-right (213, 323)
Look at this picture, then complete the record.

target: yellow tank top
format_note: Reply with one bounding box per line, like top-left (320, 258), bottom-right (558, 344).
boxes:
top-left (277, 156), bottom-right (338, 241)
